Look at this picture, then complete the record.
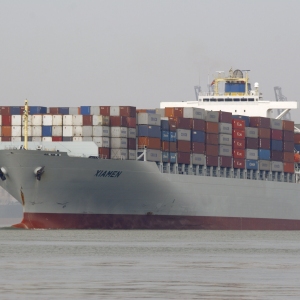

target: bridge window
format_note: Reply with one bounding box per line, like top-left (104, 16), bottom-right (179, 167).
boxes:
top-left (233, 98), bottom-right (240, 102)
top-left (248, 98), bottom-right (254, 101)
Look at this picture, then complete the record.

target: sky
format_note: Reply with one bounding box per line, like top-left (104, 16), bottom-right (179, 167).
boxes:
top-left (0, 0), bottom-right (300, 119)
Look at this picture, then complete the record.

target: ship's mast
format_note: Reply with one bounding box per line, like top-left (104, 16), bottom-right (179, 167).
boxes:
top-left (23, 99), bottom-right (29, 150)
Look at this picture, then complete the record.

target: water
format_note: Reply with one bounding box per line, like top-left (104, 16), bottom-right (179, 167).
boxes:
top-left (1, 229), bottom-right (300, 299)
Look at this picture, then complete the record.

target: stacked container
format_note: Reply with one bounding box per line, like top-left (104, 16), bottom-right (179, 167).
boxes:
top-left (205, 111), bottom-right (219, 167)
top-left (282, 120), bottom-right (295, 173)
top-left (218, 111), bottom-right (232, 168)
top-left (232, 116), bottom-right (247, 169)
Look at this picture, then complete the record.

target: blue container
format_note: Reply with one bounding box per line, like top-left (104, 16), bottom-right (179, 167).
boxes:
top-left (146, 109), bottom-right (156, 114)
top-left (271, 140), bottom-right (283, 151)
top-left (170, 152), bottom-right (177, 163)
top-left (42, 126), bottom-right (52, 137)
top-left (30, 106), bottom-right (47, 114)
top-left (295, 145), bottom-right (300, 152)
top-left (80, 106), bottom-right (91, 115)
top-left (58, 107), bottom-right (70, 115)
top-left (10, 106), bottom-right (21, 115)
top-left (162, 152), bottom-right (169, 162)
top-left (246, 159), bottom-right (258, 170)
top-left (232, 115), bottom-right (250, 127)
top-left (170, 131), bottom-right (177, 142)
top-left (191, 130), bottom-right (205, 143)
top-left (138, 125), bottom-right (161, 138)
top-left (161, 120), bottom-right (169, 131)
top-left (161, 131), bottom-right (170, 141)
top-left (258, 149), bottom-right (270, 160)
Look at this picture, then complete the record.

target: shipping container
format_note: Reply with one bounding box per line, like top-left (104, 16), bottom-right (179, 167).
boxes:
top-left (162, 151), bottom-right (169, 163)
top-left (82, 136), bottom-right (93, 141)
top-left (164, 107), bottom-right (183, 118)
top-left (271, 150), bottom-right (283, 161)
top-left (170, 152), bottom-right (177, 163)
top-left (271, 161), bottom-right (283, 172)
top-left (111, 127), bottom-right (128, 138)
top-left (1, 136), bottom-right (11, 141)
top-left (70, 107), bottom-right (80, 115)
top-left (128, 149), bottom-right (136, 160)
top-left (245, 137), bottom-right (258, 149)
top-left (161, 131), bottom-right (170, 141)
top-left (11, 126), bottom-right (21, 137)
top-left (29, 106), bottom-right (47, 115)
top-left (270, 140), bottom-right (283, 151)
top-left (205, 111), bottom-right (219, 123)
top-left (219, 145), bottom-right (232, 157)
top-left (42, 126), bottom-right (52, 137)
top-left (52, 137), bottom-right (63, 142)
top-left (258, 138), bottom-right (270, 150)
top-left (232, 115), bottom-right (249, 127)
top-left (169, 117), bottom-right (190, 130)
top-left (284, 162), bottom-right (294, 173)
top-left (110, 116), bottom-right (127, 127)
top-left (246, 149), bottom-right (258, 160)
top-left (126, 117), bottom-right (136, 128)
top-left (155, 108), bottom-right (165, 117)
top-left (168, 118), bottom-right (177, 131)
top-left (110, 106), bottom-right (120, 116)
top-left (177, 129), bottom-right (191, 141)
top-left (93, 126), bottom-right (110, 137)
top-left (52, 126), bottom-right (63, 136)
top-left (283, 130), bottom-right (294, 142)
top-left (128, 128), bottom-right (136, 139)
top-left (90, 106), bottom-right (100, 115)
top-left (191, 142), bottom-right (205, 154)
top-left (145, 149), bottom-right (162, 162)
top-left (219, 111), bottom-right (232, 123)
top-left (206, 144), bottom-right (218, 156)
top-left (191, 130), bottom-right (205, 143)
top-left (72, 115), bottom-right (83, 126)
top-left (161, 119), bottom-right (169, 131)
top-left (0, 106), bottom-right (10, 115)
top-left (120, 106), bottom-right (136, 117)
top-left (137, 113), bottom-right (160, 126)
top-left (42, 115), bottom-right (53, 126)
top-left (62, 126), bottom-right (73, 137)
top-left (52, 115), bottom-right (63, 126)
top-left (283, 152), bottom-right (294, 163)
top-left (170, 131), bottom-right (176, 142)
top-left (100, 106), bottom-right (110, 116)
top-left (169, 142), bottom-right (177, 152)
top-left (128, 138), bottom-right (136, 150)
top-left (258, 149), bottom-right (270, 160)
top-left (192, 153), bottom-right (206, 165)
top-left (98, 147), bottom-right (110, 159)
top-left (271, 129), bottom-right (282, 140)
top-left (63, 115), bottom-right (73, 126)
top-left (232, 119), bottom-right (245, 129)
top-left (138, 125), bottom-right (161, 138)
top-left (10, 106), bottom-right (21, 115)
top-left (138, 137), bottom-right (161, 150)
top-left (31, 115), bottom-right (42, 126)
top-left (270, 119), bottom-right (283, 130)
top-left (58, 107), bottom-right (69, 115)
top-left (245, 127), bottom-right (258, 138)
top-left (206, 133), bottom-right (218, 145)
top-left (82, 115), bottom-right (93, 126)
top-left (233, 149), bottom-right (245, 159)
top-left (233, 158), bottom-right (245, 169)
top-left (11, 137), bottom-right (21, 142)
top-left (21, 125), bottom-right (32, 136)
top-left (206, 155), bottom-right (218, 166)
top-left (219, 123), bottom-right (232, 134)
top-left (282, 120), bottom-right (294, 132)
top-left (219, 156), bottom-right (232, 168)
top-left (191, 119), bottom-right (205, 131)
top-left (12, 115), bottom-right (22, 126)
top-left (111, 149), bottom-right (128, 160)
top-left (177, 152), bottom-right (190, 164)
top-left (219, 134), bottom-right (232, 146)
top-left (2, 115), bottom-right (12, 126)
top-left (92, 115), bottom-right (110, 126)
top-left (161, 141), bottom-right (170, 152)
top-left (250, 116), bottom-right (270, 128)
top-left (93, 137), bottom-right (110, 148)
top-left (72, 137), bottom-right (82, 142)
top-left (73, 126), bottom-right (83, 137)
top-left (22, 115), bottom-right (32, 126)
top-left (205, 121), bottom-right (219, 134)
top-left (42, 137), bottom-right (52, 142)
top-left (177, 140), bottom-right (191, 153)
top-left (232, 129), bottom-right (245, 139)
top-left (246, 159), bottom-right (258, 170)
top-left (259, 160), bottom-right (271, 171)
top-left (232, 139), bottom-right (245, 149)
top-left (49, 107), bottom-right (59, 114)
top-left (283, 141), bottom-right (294, 152)
top-left (183, 107), bottom-right (205, 120)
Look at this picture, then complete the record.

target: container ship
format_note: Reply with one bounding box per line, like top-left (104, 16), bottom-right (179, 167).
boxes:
top-left (1, 68), bottom-right (300, 230)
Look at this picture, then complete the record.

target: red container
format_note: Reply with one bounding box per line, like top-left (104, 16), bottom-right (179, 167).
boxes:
top-left (169, 117), bottom-right (190, 130)
top-left (271, 129), bottom-right (282, 140)
top-left (110, 116), bottom-right (127, 127)
top-left (219, 156), bottom-right (232, 168)
top-left (177, 140), bottom-right (191, 153)
top-left (191, 142), bottom-right (205, 154)
top-left (245, 137), bottom-right (258, 149)
top-left (205, 122), bottom-right (219, 133)
top-left (190, 119), bottom-right (205, 131)
top-left (257, 128), bottom-right (270, 139)
top-left (161, 141), bottom-right (170, 152)
top-left (283, 130), bottom-right (294, 142)
top-left (284, 162), bottom-right (294, 173)
top-left (49, 107), bottom-right (59, 114)
top-left (283, 152), bottom-right (294, 163)
top-left (128, 138), bottom-right (136, 150)
top-left (0, 106), bottom-right (11, 115)
top-left (165, 107), bottom-right (183, 118)
top-left (294, 133), bottom-right (300, 144)
top-left (232, 119), bottom-right (245, 129)
top-left (232, 129), bottom-right (245, 139)
top-left (169, 142), bottom-right (177, 152)
top-left (271, 150), bottom-right (283, 161)
top-left (282, 120), bottom-right (294, 132)
top-left (98, 147), bottom-right (110, 159)
top-left (233, 158), bottom-right (245, 169)
top-left (233, 149), bottom-right (245, 159)
top-left (1, 126), bottom-right (11, 137)
top-left (177, 152), bottom-right (190, 164)
top-left (168, 119), bottom-right (177, 131)
top-left (100, 106), bottom-right (110, 116)
top-left (206, 133), bottom-right (218, 145)
top-left (206, 155), bottom-right (218, 167)
top-left (219, 111), bottom-right (232, 123)
top-left (1, 136), bottom-right (11, 141)
top-left (83, 115), bottom-right (93, 126)
top-left (232, 139), bottom-right (245, 149)
top-left (2, 115), bottom-right (12, 126)
top-left (138, 137), bottom-right (160, 150)
top-left (283, 141), bottom-right (294, 152)
top-left (258, 138), bottom-right (270, 150)
top-left (52, 137), bottom-right (63, 141)
top-left (120, 106), bottom-right (136, 117)
top-left (206, 144), bottom-right (218, 156)
top-left (126, 117), bottom-right (136, 128)
top-left (249, 117), bottom-right (270, 128)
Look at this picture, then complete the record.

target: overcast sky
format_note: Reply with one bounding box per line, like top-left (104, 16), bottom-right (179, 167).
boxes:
top-left (0, 0), bottom-right (300, 120)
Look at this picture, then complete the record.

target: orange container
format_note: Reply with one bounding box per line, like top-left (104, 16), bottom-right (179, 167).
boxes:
top-left (258, 128), bottom-right (271, 139)
top-left (205, 121), bottom-right (218, 133)
top-left (232, 119), bottom-right (245, 129)
top-left (283, 152), bottom-right (294, 163)
top-left (206, 144), bottom-right (218, 156)
top-left (1, 126), bottom-right (12, 137)
top-left (294, 133), bottom-right (300, 144)
top-left (282, 120), bottom-right (294, 132)
top-left (138, 137), bottom-right (161, 150)
top-left (161, 141), bottom-right (170, 152)
top-left (98, 147), bottom-right (110, 159)
top-left (177, 140), bottom-right (191, 153)
top-left (169, 142), bottom-right (177, 152)
top-left (83, 115), bottom-right (93, 126)
top-left (284, 162), bottom-right (294, 173)
top-left (100, 106), bottom-right (110, 116)
top-left (165, 107), bottom-right (183, 118)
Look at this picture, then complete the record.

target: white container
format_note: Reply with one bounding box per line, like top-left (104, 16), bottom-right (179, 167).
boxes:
top-left (32, 137), bottom-right (42, 142)
top-left (73, 126), bottom-right (83, 137)
top-left (31, 115), bottom-right (42, 126)
top-left (245, 127), bottom-right (258, 138)
top-left (90, 106), bottom-right (100, 115)
top-left (69, 107), bottom-right (79, 115)
top-left (93, 126), bottom-right (110, 137)
top-left (73, 137), bottom-right (82, 142)
top-left (43, 115), bottom-right (53, 126)
top-left (111, 127), bottom-right (128, 138)
top-left (270, 119), bottom-right (283, 130)
top-left (137, 113), bottom-right (160, 126)
top-left (205, 111), bottom-right (219, 123)
top-left (72, 115), bottom-right (83, 126)
top-left (192, 153), bottom-right (206, 165)
top-left (82, 137), bottom-right (93, 141)
top-left (93, 137), bottom-right (110, 148)
top-left (63, 126), bottom-right (73, 137)
top-left (82, 126), bottom-right (93, 136)
top-left (246, 149), bottom-right (258, 160)
top-left (52, 126), bottom-right (63, 136)
top-left (155, 108), bottom-right (165, 117)
top-left (52, 115), bottom-right (63, 126)
top-left (271, 161), bottom-right (283, 172)
top-left (219, 123), bottom-right (232, 134)
top-left (128, 150), bottom-right (136, 160)
top-left (219, 134), bottom-right (232, 146)
top-left (42, 137), bottom-right (52, 142)
top-left (12, 115), bottom-right (22, 126)
top-left (176, 129), bottom-right (191, 141)
top-left (146, 149), bottom-right (161, 162)
top-left (92, 115), bottom-right (110, 126)
top-left (219, 145), bottom-right (232, 157)
top-left (63, 115), bottom-right (73, 126)
top-left (22, 125), bottom-right (32, 136)
top-left (110, 106), bottom-right (120, 116)
top-left (11, 137), bottom-right (21, 142)
top-left (183, 107), bottom-right (206, 120)
top-left (111, 149), bottom-right (128, 160)
top-left (128, 128), bottom-right (136, 139)
top-left (111, 137), bottom-right (127, 149)
top-left (22, 115), bottom-right (32, 125)
top-left (32, 126), bottom-right (42, 137)
top-left (259, 160), bottom-right (271, 171)
top-left (11, 126), bottom-right (22, 137)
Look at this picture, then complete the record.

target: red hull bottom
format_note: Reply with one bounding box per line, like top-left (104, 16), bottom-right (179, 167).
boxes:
top-left (11, 212), bottom-right (300, 230)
